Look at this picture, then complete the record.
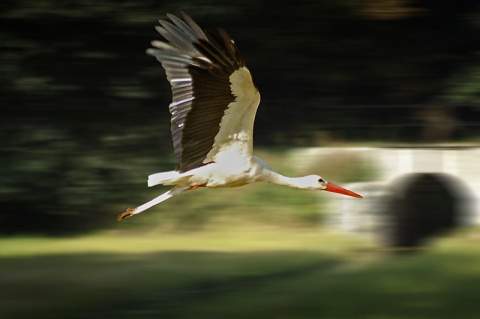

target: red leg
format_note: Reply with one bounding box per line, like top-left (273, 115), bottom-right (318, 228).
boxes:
top-left (187, 184), bottom-right (206, 191)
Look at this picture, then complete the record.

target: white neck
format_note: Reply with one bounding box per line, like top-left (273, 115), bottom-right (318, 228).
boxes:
top-left (259, 169), bottom-right (316, 190)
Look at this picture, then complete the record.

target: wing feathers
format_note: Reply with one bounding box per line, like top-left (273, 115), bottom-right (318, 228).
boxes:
top-left (158, 21), bottom-right (198, 53)
top-left (166, 13), bottom-right (200, 41)
top-left (147, 13), bottom-right (258, 172)
top-left (218, 29), bottom-right (245, 67)
top-left (180, 12), bottom-right (208, 41)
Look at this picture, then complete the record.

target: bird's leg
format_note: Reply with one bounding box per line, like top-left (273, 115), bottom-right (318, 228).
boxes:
top-left (117, 186), bottom-right (188, 221)
top-left (187, 184), bottom-right (206, 191)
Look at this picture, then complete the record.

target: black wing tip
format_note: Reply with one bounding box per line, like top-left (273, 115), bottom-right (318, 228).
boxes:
top-left (179, 11), bottom-right (191, 20)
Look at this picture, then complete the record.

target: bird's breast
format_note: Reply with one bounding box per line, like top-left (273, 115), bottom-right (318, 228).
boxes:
top-left (191, 157), bottom-right (256, 188)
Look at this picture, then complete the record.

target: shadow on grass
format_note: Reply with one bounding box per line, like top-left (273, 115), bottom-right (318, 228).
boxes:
top-left (167, 250), bottom-right (480, 319)
top-left (0, 250), bottom-right (343, 319)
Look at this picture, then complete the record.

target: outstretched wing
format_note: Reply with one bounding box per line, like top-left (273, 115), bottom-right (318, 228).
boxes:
top-left (147, 13), bottom-right (260, 173)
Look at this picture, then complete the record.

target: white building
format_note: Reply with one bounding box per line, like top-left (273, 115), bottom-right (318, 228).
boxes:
top-left (293, 147), bottom-right (480, 246)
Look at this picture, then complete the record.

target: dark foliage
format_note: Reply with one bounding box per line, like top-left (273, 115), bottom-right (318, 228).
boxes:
top-left (1, 0), bottom-right (479, 234)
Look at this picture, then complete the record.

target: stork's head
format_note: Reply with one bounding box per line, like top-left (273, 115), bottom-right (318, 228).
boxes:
top-left (307, 175), bottom-right (363, 198)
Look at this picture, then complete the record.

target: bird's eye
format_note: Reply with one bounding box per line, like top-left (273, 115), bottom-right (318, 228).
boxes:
top-left (318, 178), bottom-right (325, 183)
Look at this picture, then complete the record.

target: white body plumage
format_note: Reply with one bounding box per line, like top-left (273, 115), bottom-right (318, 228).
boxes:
top-left (118, 13), bottom-right (361, 221)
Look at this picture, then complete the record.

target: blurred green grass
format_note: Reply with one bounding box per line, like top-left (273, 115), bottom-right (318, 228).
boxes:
top-left (172, 230), bottom-right (480, 319)
top-left (1, 228), bottom-right (480, 319)
top-left (0, 228), bottom-right (363, 319)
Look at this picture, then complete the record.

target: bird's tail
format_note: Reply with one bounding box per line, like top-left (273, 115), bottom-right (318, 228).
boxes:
top-left (148, 170), bottom-right (183, 187)
top-left (117, 186), bottom-right (188, 221)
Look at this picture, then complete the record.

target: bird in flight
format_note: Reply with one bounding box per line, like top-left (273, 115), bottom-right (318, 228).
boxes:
top-left (118, 12), bottom-right (362, 221)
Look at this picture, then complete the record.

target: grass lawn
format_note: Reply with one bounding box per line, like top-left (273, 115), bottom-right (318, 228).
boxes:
top-left (1, 227), bottom-right (480, 319)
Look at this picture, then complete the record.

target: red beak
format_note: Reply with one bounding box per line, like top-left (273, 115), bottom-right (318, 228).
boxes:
top-left (325, 182), bottom-right (363, 198)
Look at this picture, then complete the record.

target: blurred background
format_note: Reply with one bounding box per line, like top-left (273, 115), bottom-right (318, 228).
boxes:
top-left (1, 0), bottom-right (480, 318)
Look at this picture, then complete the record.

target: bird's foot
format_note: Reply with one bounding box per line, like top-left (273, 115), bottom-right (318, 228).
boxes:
top-left (117, 208), bottom-right (136, 221)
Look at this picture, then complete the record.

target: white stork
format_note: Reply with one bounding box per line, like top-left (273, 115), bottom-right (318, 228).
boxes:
top-left (118, 12), bottom-right (362, 221)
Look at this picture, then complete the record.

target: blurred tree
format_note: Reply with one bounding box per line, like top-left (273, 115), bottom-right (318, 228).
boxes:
top-left (346, 0), bottom-right (425, 20)
top-left (1, 0), bottom-right (479, 234)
